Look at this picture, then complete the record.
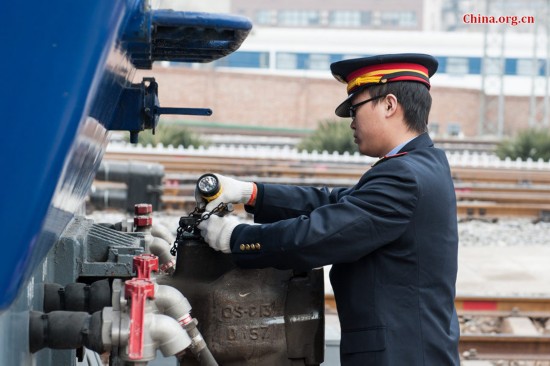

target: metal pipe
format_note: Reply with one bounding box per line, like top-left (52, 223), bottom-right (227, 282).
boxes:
top-left (154, 284), bottom-right (192, 319)
top-left (149, 314), bottom-right (192, 357)
top-left (181, 319), bottom-right (219, 366)
top-left (147, 237), bottom-right (176, 274)
top-left (101, 305), bottom-right (192, 361)
top-left (136, 220), bottom-right (176, 274)
top-left (151, 223), bottom-right (175, 245)
top-left (154, 285), bottom-right (218, 366)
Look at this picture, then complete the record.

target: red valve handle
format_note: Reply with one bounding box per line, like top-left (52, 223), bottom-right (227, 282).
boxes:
top-left (133, 254), bottom-right (159, 279)
top-left (125, 279), bottom-right (155, 360)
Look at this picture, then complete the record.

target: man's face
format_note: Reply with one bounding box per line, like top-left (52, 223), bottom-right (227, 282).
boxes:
top-left (349, 91), bottom-right (387, 158)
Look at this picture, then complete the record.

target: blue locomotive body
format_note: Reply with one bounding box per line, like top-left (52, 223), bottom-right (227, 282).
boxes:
top-left (0, 1), bottom-right (251, 364)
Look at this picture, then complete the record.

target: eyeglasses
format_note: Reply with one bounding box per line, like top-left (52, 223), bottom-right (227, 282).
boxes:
top-left (349, 95), bottom-right (385, 119)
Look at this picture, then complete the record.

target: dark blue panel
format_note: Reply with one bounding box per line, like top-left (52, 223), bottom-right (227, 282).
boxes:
top-left (436, 56), bottom-right (447, 74)
top-left (291, 52), bottom-right (309, 70)
top-left (469, 57), bottom-right (482, 75)
top-left (505, 59), bottom-right (516, 75)
top-left (538, 59), bottom-right (546, 76)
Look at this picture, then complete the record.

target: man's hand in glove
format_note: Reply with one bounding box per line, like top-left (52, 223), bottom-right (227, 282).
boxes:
top-left (195, 174), bottom-right (256, 211)
top-left (197, 214), bottom-right (243, 253)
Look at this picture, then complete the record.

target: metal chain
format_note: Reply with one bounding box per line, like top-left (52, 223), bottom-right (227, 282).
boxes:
top-left (170, 202), bottom-right (229, 256)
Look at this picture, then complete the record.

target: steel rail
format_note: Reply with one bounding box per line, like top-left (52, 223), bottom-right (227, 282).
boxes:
top-left (326, 295), bottom-right (550, 360)
top-left (459, 334), bottom-right (550, 360)
top-left (456, 295), bottom-right (550, 316)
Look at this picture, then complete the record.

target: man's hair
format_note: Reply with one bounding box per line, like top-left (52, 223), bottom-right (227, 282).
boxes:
top-left (366, 81), bottom-right (432, 134)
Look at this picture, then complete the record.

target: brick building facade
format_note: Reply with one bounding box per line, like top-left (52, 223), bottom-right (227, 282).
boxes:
top-left (139, 66), bottom-right (534, 138)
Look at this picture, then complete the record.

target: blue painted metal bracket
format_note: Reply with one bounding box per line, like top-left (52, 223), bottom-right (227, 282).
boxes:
top-left (108, 77), bottom-right (212, 143)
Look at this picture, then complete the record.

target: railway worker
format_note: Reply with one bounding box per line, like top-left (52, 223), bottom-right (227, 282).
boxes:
top-left (196, 53), bottom-right (460, 366)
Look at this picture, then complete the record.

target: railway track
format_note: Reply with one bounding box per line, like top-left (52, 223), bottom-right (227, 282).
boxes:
top-left (327, 295), bottom-right (550, 361)
top-left (102, 150), bottom-right (550, 218)
top-left (160, 175), bottom-right (550, 218)
top-left (105, 151), bottom-right (550, 185)
top-left (455, 297), bottom-right (550, 361)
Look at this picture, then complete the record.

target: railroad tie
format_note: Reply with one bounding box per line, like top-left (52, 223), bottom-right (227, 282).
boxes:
top-left (501, 316), bottom-right (539, 336)
top-left (461, 361), bottom-right (493, 366)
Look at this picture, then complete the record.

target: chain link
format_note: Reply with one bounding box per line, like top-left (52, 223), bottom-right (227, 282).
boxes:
top-left (170, 202), bottom-right (229, 256)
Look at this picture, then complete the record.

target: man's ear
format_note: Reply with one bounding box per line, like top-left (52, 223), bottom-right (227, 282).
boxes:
top-left (384, 94), bottom-right (398, 117)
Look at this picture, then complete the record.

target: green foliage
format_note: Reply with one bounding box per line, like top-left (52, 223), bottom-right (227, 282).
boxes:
top-left (298, 119), bottom-right (358, 154)
top-left (496, 128), bottom-right (550, 161)
top-left (127, 124), bottom-right (207, 148)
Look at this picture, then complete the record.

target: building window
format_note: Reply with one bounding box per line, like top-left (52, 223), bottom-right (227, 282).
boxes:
top-left (516, 58), bottom-right (545, 76)
top-left (447, 123), bottom-right (461, 136)
top-left (380, 11), bottom-right (417, 27)
top-left (278, 10), bottom-right (320, 26)
top-left (308, 54), bottom-right (331, 70)
top-left (217, 51), bottom-right (270, 69)
top-left (362, 12), bottom-right (373, 26)
top-left (256, 10), bottom-right (274, 25)
top-left (276, 53), bottom-right (298, 69)
top-left (329, 11), bottom-right (361, 27)
top-left (446, 57), bottom-right (469, 75)
top-left (430, 122), bottom-right (440, 135)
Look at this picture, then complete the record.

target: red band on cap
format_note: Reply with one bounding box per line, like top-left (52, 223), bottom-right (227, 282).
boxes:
top-left (346, 62), bottom-right (431, 94)
top-left (347, 62), bottom-right (429, 81)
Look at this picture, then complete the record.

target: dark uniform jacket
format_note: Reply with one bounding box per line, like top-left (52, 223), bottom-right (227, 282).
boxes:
top-left (230, 132), bottom-right (460, 366)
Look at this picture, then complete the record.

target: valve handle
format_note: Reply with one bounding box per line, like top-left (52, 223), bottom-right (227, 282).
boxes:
top-left (133, 254), bottom-right (159, 279)
top-left (125, 279), bottom-right (155, 360)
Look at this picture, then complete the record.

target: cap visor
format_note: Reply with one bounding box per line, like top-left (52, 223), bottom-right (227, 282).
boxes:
top-left (335, 93), bottom-right (354, 118)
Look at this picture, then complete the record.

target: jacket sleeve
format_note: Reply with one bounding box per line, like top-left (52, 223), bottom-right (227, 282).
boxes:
top-left (231, 160), bottom-right (419, 271)
top-left (246, 183), bottom-right (352, 223)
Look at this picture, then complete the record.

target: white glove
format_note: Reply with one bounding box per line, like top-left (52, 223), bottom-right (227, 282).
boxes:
top-left (195, 174), bottom-right (255, 212)
top-left (197, 214), bottom-right (242, 253)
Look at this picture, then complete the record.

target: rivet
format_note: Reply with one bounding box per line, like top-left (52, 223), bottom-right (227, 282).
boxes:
top-left (240, 244), bottom-right (245, 251)
top-left (245, 244), bottom-right (251, 250)
top-left (255, 243), bottom-right (261, 250)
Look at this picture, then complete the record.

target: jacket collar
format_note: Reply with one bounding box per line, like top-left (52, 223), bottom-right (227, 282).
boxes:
top-left (371, 132), bottom-right (433, 167)
top-left (398, 132), bottom-right (433, 153)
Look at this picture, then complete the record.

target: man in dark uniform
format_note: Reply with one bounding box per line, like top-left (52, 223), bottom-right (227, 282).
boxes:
top-left (197, 53), bottom-right (460, 365)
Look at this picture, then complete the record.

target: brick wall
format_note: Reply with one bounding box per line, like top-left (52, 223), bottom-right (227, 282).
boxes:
top-left (137, 66), bottom-right (536, 137)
